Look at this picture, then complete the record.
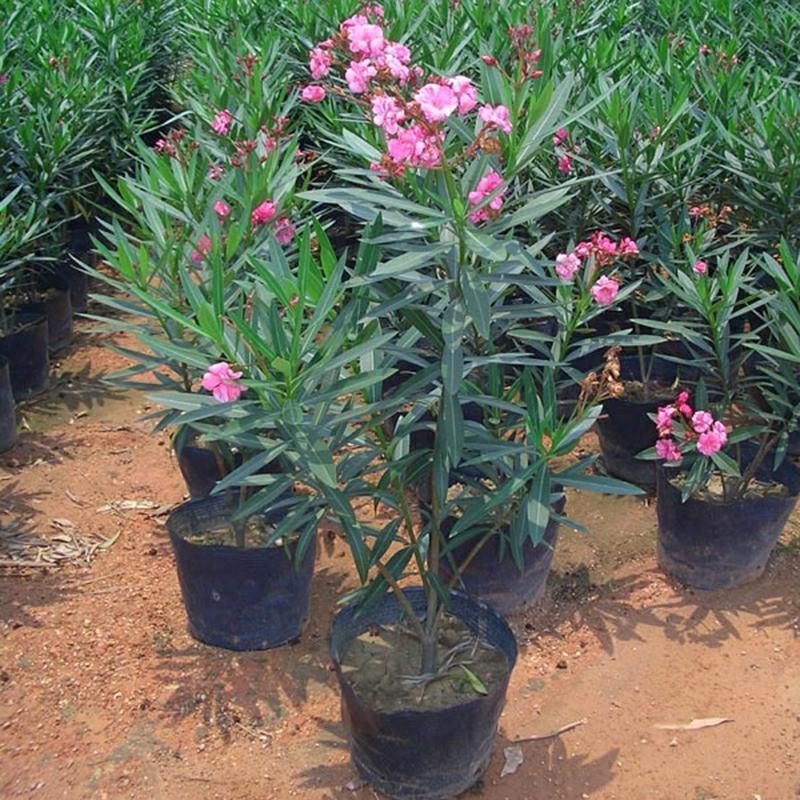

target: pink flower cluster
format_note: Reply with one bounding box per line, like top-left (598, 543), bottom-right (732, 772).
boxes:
top-left (655, 392), bottom-right (728, 460)
top-left (201, 362), bottom-right (246, 403)
top-left (552, 126), bottom-right (573, 174)
top-left (305, 7), bottom-right (512, 190)
top-left (250, 200), bottom-right (295, 243)
top-left (553, 232), bottom-right (639, 304)
top-left (468, 171), bottom-right (506, 223)
top-left (211, 110), bottom-right (233, 136)
top-left (191, 235), bottom-right (212, 264)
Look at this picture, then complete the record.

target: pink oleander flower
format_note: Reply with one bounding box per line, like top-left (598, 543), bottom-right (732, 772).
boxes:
top-left (689, 205), bottom-right (703, 218)
top-left (592, 231), bottom-right (617, 260)
top-left (552, 127), bottom-right (568, 146)
top-left (309, 47), bottom-right (332, 79)
top-left (347, 23), bottom-right (385, 57)
top-left (340, 14), bottom-right (368, 31)
top-left (274, 216), bottom-right (295, 245)
top-left (387, 124), bottom-right (443, 169)
top-left (345, 59), bottom-right (377, 94)
top-left (211, 109), bottom-right (232, 136)
top-left (371, 94), bottom-right (406, 134)
top-left (0, 74), bottom-right (8, 85)
top-left (478, 104), bottom-right (512, 134)
top-left (208, 163), bottom-right (224, 181)
top-left (201, 362), bottom-right (246, 403)
top-left (301, 84), bottom-right (326, 103)
top-left (676, 391), bottom-right (692, 417)
top-left (557, 153), bottom-right (573, 174)
top-left (414, 83), bottom-right (458, 123)
top-left (384, 42), bottom-right (411, 64)
top-left (555, 252), bottom-right (581, 281)
top-left (573, 241), bottom-right (592, 259)
top-left (590, 275), bottom-right (620, 306)
top-left (693, 259), bottom-right (707, 275)
top-left (656, 438), bottom-right (682, 462)
top-left (190, 235), bottom-right (212, 264)
top-left (214, 201), bottom-right (230, 219)
top-left (251, 200), bottom-right (276, 227)
top-left (383, 41), bottom-right (412, 82)
top-left (691, 410), bottom-right (714, 434)
top-left (448, 76), bottom-right (477, 114)
top-left (619, 237), bottom-right (639, 257)
top-left (467, 170), bottom-right (506, 223)
top-left (656, 404), bottom-right (676, 437)
top-left (697, 421), bottom-right (727, 456)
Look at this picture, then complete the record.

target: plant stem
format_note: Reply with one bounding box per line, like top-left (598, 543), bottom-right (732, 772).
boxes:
top-left (375, 560), bottom-right (426, 642)
top-left (422, 467), bottom-right (443, 674)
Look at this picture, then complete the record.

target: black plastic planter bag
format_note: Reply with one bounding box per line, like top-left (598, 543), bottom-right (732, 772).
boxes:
top-left (175, 445), bottom-right (229, 499)
top-left (19, 283), bottom-right (73, 352)
top-left (0, 356), bottom-right (16, 452)
top-left (167, 494), bottom-right (316, 650)
top-left (175, 444), bottom-right (287, 499)
top-left (439, 512), bottom-right (561, 616)
top-left (0, 314), bottom-right (50, 400)
top-left (597, 355), bottom-right (693, 485)
top-left (656, 465), bottom-right (799, 589)
top-left (330, 587), bottom-right (517, 800)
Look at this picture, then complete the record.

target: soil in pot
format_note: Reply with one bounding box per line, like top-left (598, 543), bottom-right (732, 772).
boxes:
top-left (340, 614), bottom-right (509, 713)
top-left (597, 354), bottom-right (690, 485)
top-left (656, 465), bottom-right (799, 590)
top-left (330, 588), bottom-right (516, 800)
top-left (0, 356), bottom-right (16, 452)
top-left (167, 494), bottom-right (316, 650)
top-left (0, 314), bottom-right (50, 400)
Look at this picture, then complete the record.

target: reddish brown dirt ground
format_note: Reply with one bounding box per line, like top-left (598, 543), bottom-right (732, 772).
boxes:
top-left (1, 317), bottom-right (799, 800)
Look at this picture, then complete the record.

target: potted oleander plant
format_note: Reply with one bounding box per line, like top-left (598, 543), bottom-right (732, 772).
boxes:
top-left (94, 202), bottom-right (373, 649)
top-left (641, 246), bottom-right (800, 589)
top-left (91, 81), bottom-right (304, 498)
top-left (298, 10), bottom-right (643, 797)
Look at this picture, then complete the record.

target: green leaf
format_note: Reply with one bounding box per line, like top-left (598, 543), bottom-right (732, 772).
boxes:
top-left (460, 265), bottom-right (490, 340)
top-left (458, 666), bottom-right (488, 695)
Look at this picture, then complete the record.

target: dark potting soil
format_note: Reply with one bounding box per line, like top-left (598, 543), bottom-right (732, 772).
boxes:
top-left (340, 614), bottom-right (509, 713)
top-left (621, 378), bottom-right (680, 404)
top-left (181, 515), bottom-right (280, 548)
top-left (670, 473), bottom-right (790, 502)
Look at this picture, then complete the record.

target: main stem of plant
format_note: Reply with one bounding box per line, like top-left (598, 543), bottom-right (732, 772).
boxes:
top-left (421, 472), bottom-right (442, 674)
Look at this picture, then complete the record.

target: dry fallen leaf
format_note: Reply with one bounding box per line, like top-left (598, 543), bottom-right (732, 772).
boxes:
top-left (655, 718), bottom-right (732, 731)
top-left (500, 744), bottom-right (524, 777)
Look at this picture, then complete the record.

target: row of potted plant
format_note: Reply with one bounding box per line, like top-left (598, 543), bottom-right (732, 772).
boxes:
top-left (84, 6), bottom-right (799, 798)
top-left (0, 0), bottom-right (181, 443)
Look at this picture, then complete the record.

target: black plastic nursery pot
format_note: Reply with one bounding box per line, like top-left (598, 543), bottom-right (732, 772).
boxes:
top-left (175, 443), bottom-right (287, 499)
top-left (18, 281), bottom-right (73, 352)
top-left (64, 263), bottom-right (90, 313)
top-left (0, 356), bottom-right (16, 453)
top-left (438, 498), bottom-right (565, 616)
top-left (176, 444), bottom-right (231, 499)
top-left (0, 314), bottom-right (50, 400)
top-left (656, 466), bottom-right (799, 590)
top-left (167, 494), bottom-right (317, 650)
top-left (597, 355), bottom-right (690, 486)
top-left (65, 219), bottom-right (97, 312)
top-left (329, 587), bottom-right (517, 800)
